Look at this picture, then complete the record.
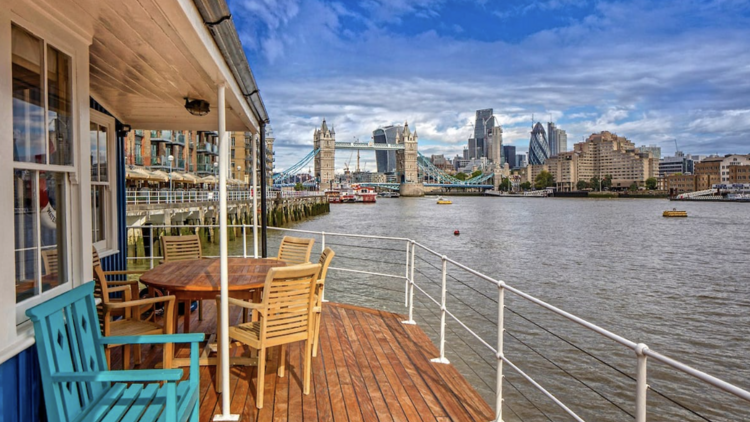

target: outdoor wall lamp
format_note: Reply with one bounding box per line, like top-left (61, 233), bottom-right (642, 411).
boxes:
top-left (184, 97), bottom-right (210, 116)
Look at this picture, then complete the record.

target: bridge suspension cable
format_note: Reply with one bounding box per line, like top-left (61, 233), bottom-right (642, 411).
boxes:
top-left (273, 148), bottom-right (320, 184)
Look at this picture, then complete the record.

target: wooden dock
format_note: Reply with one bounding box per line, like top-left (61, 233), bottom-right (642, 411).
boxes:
top-left (111, 301), bottom-right (494, 421)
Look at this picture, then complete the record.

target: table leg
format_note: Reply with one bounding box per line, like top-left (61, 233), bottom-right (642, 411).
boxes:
top-left (184, 301), bottom-right (191, 333)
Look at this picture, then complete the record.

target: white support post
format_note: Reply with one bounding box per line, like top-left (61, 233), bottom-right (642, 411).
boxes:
top-left (214, 84), bottom-right (239, 422)
top-left (635, 343), bottom-right (649, 422)
top-left (431, 256), bottom-right (450, 364)
top-left (494, 282), bottom-right (505, 422)
top-left (404, 240), bottom-right (410, 307)
top-left (252, 134), bottom-right (259, 259)
top-left (402, 240), bottom-right (416, 325)
top-left (242, 225), bottom-right (247, 258)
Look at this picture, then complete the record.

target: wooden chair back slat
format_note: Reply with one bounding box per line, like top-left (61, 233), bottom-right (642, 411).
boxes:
top-left (260, 264), bottom-right (320, 346)
top-left (277, 236), bottom-right (315, 266)
top-left (25, 283), bottom-right (108, 422)
top-left (161, 235), bottom-right (202, 262)
top-left (41, 248), bottom-right (59, 276)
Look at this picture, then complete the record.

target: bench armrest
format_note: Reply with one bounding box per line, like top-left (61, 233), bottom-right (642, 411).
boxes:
top-left (100, 333), bottom-right (204, 345)
top-left (50, 369), bottom-right (183, 383)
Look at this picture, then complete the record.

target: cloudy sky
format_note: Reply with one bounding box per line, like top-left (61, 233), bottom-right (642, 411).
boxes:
top-left (229, 0), bottom-right (750, 171)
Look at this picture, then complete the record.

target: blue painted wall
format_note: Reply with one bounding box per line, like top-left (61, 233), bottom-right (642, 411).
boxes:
top-left (0, 99), bottom-right (129, 421)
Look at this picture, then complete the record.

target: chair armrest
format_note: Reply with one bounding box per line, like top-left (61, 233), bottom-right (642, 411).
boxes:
top-left (220, 296), bottom-right (265, 314)
top-left (104, 295), bottom-right (175, 310)
top-left (103, 270), bottom-right (144, 276)
top-left (106, 280), bottom-right (138, 287)
top-left (107, 285), bottom-right (132, 303)
top-left (50, 369), bottom-right (183, 383)
top-left (100, 333), bottom-right (204, 345)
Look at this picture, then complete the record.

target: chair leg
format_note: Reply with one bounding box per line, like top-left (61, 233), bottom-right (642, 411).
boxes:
top-left (134, 344), bottom-right (142, 366)
top-left (312, 312), bottom-right (322, 358)
top-left (277, 344), bottom-right (287, 377)
top-left (198, 300), bottom-right (203, 321)
top-left (105, 348), bottom-right (112, 370)
top-left (123, 345), bottom-right (131, 370)
top-left (303, 340), bottom-right (312, 395)
top-left (256, 347), bottom-right (266, 409)
top-left (190, 401), bottom-right (199, 422)
top-left (164, 341), bottom-right (173, 370)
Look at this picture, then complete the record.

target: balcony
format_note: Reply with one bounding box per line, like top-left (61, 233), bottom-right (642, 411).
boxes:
top-left (134, 155), bottom-right (144, 166)
top-left (168, 133), bottom-right (186, 146)
top-left (197, 143), bottom-right (219, 155)
top-left (196, 163), bottom-right (217, 174)
top-left (150, 130), bottom-right (172, 143)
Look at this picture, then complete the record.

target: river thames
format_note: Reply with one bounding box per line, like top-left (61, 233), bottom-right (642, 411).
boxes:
top-left (249, 196), bottom-right (749, 421)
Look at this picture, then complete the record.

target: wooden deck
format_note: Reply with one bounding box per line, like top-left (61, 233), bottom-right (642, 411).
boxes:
top-left (110, 301), bottom-right (494, 421)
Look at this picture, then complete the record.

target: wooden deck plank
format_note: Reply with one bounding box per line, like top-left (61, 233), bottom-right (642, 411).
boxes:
top-left (105, 301), bottom-right (493, 421)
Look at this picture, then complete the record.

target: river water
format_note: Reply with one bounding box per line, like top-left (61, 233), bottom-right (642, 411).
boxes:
top-left (205, 196), bottom-right (749, 421)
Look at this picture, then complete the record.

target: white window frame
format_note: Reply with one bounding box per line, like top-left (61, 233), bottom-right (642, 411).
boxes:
top-left (90, 109), bottom-right (118, 257)
top-left (9, 21), bottom-right (77, 324)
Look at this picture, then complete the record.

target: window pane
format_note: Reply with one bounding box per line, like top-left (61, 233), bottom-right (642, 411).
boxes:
top-left (91, 122), bottom-right (99, 181)
top-left (92, 185), bottom-right (106, 243)
top-left (14, 170), bottom-right (39, 303)
top-left (40, 171), bottom-right (67, 293)
top-left (98, 125), bottom-right (108, 182)
top-left (12, 25), bottom-right (45, 164)
top-left (47, 46), bottom-right (73, 166)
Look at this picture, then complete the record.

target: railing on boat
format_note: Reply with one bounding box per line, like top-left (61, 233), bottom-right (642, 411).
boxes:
top-left (125, 189), bottom-right (324, 205)
top-left (125, 223), bottom-right (750, 422)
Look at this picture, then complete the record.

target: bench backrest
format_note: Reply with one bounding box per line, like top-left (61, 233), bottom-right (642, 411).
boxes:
top-left (161, 235), bottom-right (202, 262)
top-left (26, 282), bottom-right (109, 422)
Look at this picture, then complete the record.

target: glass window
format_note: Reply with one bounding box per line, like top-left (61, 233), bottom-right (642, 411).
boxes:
top-left (90, 122), bottom-right (111, 249)
top-left (13, 25), bottom-right (73, 306)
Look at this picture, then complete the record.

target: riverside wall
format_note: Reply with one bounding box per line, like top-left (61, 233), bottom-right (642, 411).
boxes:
top-left (125, 195), bottom-right (329, 261)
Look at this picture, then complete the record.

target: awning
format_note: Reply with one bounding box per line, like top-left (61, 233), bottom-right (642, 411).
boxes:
top-left (179, 173), bottom-right (200, 184)
top-left (125, 167), bottom-right (151, 180)
top-left (200, 175), bottom-right (219, 184)
top-left (149, 170), bottom-right (171, 183)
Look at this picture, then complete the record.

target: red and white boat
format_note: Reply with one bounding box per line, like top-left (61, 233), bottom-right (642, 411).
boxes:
top-left (354, 185), bottom-right (377, 203)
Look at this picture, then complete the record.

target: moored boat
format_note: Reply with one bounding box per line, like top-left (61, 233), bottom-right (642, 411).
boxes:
top-left (437, 196), bottom-right (452, 205)
top-left (663, 209), bottom-right (688, 217)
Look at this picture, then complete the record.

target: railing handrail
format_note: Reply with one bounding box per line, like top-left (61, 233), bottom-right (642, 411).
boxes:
top-left (124, 222), bottom-right (750, 420)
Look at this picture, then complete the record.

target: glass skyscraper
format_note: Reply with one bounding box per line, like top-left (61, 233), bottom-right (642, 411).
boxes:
top-left (373, 125), bottom-right (402, 173)
top-left (528, 122), bottom-right (551, 165)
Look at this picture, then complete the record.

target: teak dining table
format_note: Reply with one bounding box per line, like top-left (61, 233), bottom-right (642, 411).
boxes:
top-left (140, 257), bottom-right (286, 367)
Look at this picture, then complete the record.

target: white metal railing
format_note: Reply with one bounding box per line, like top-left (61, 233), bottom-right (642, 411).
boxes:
top-left (124, 223), bottom-right (750, 422)
top-left (125, 189), bottom-right (324, 205)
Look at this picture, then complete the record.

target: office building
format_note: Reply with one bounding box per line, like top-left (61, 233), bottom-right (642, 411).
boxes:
top-left (373, 125), bottom-right (402, 173)
top-left (528, 122), bottom-right (551, 165)
top-left (547, 122), bottom-right (568, 156)
top-left (659, 151), bottom-right (695, 178)
top-left (516, 154), bottom-right (528, 169)
top-left (503, 145), bottom-right (517, 168)
top-left (467, 108), bottom-right (494, 160)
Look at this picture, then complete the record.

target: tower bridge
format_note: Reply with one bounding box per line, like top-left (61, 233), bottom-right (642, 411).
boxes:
top-left (273, 119), bottom-right (501, 193)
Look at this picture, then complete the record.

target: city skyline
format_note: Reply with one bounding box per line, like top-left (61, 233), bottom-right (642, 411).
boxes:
top-left (231, 0), bottom-right (750, 171)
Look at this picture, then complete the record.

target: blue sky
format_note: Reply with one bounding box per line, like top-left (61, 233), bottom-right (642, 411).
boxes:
top-left (229, 0), bottom-right (750, 171)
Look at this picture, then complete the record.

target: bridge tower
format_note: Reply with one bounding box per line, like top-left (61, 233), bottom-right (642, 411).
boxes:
top-left (314, 119), bottom-right (336, 188)
top-left (396, 121), bottom-right (424, 196)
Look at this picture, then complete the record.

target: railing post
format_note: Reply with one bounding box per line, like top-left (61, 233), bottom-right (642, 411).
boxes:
top-left (149, 226), bottom-right (155, 269)
top-left (635, 343), bottom-right (649, 422)
top-left (242, 224), bottom-right (247, 258)
top-left (404, 240), bottom-right (410, 307)
top-left (431, 256), bottom-right (450, 364)
top-left (495, 282), bottom-right (505, 422)
top-left (402, 240), bottom-right (416, 325)
top-left (321, 232), bottom-right (328, 303)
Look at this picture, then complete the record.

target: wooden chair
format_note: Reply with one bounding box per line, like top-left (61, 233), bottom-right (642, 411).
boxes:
top-left (312, 247), bottom-right (335, 358)
top-left (161, 235), bottom-right (204, 319)
top-left (41, 248), bottom-right (59, 276)
top-left (93, 265), bottom-right (177, 369)
top-left (276, 236), bottom-right (315, 265)
top-left (25, 282), bottom-right (204, 422)
top-left (216, 263), bottom-right (321, 408)
top-left (92, 247), bottom-right (144, 304)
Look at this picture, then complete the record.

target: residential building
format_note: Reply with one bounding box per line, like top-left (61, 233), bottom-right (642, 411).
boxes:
top-left (373, 125), bottom-right (402, 173)
top-left (516, 164), bottom-right (549, 186)
top-left (665, 173), bottom-right (706, 195)
top-left (430, 154), bottom-right (453, 172)
top-left (719, 155), bottom-right (750, 183)
top-left (528, 122), bottom-right (551, 165)
top-left (503, 145), bottom-right (517, 168)
top-left (570, 131), bottom-right (656, 188)
top-left (546, 152), bottom-right (579, 191)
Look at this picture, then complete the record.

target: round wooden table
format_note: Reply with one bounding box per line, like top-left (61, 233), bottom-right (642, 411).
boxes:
top-left (140, 257), bottom-right (286, 334)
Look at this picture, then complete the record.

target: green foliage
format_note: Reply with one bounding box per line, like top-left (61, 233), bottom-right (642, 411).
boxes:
top-left (534, 171), bottom-right (555, 190)
top-left (645, 177), bottom-right (658, 190)
top-left (576, 180), bottom-right (589, 190)
top-left (294, 182), bottom-right (304, 191)
top-left (455, 172), bottom-right (468, 181)
top-left (470, 170), bottom-right (483, 179)
top-left (590, 176), bottom-right (601, 191)
top-left (629, 182), bottom-right (639, 191)
top-left (499, 178), bottom-right (512, 192)
top-left (602, 174), bottom-right (613, 190)
top-left (520, 181), bottom-right (532, 190)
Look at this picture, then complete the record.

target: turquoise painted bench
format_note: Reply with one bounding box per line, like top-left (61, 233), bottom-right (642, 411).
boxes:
top-left (25, 282), bottom-right (204, 422)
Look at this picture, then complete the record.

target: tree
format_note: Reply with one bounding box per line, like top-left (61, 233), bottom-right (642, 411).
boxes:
top-left (534, 171), bottom-right (555, 190)
top-left (590, 176), bottom-right (601, 191)
top-left (455, 172), bottom-right (468, 181)
top-left (629, 182), bottom-right (639, 191)
top-left (499, 178), bottom-right (512, 192)
top-left (294, 182), bottom-right (304, 191)
top-left (645, 177), bottom-right (658, 190)
top-left (602, 174), bottom-right (613, 190)
top-left (470, 170), bottom-right (483, 179)
top-left (576, 180), bottom-right (589, 190)
top-left (520, 181), bottom-right (532, 191)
